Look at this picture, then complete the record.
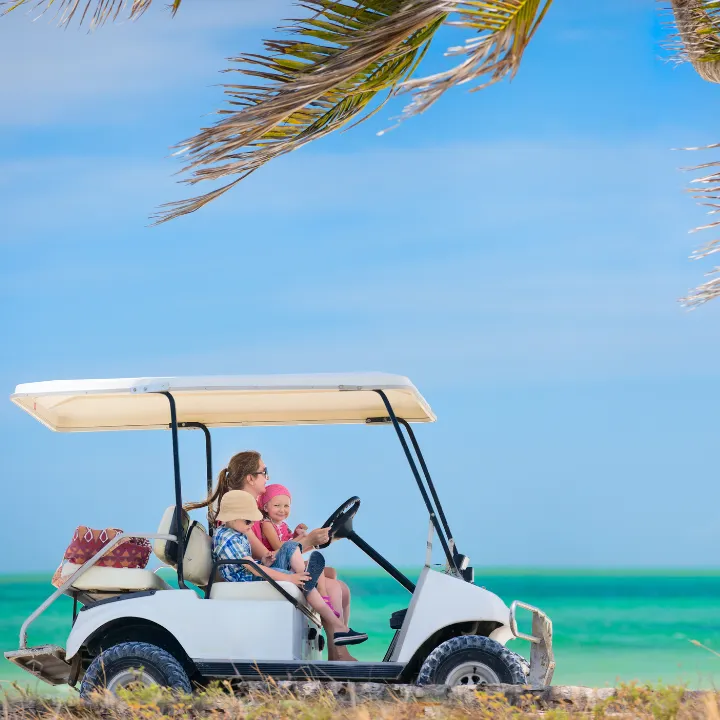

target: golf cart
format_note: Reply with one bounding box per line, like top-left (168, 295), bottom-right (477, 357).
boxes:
top-left (5, 373), bottom-right (554, 695)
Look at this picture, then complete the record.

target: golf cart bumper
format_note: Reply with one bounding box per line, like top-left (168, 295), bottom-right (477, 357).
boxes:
top-left (508, 600), bottom-right (555, 687)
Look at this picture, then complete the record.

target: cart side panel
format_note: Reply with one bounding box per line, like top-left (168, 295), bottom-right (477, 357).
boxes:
top-left (391, 569), bottom-right (511, 663)
top-left (67, 590), bottom-right (310, 663)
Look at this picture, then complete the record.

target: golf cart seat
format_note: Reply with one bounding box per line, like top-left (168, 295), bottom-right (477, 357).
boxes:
top-left (154, 506), bottom-right (308, 605)
top-left (58, 563), bottom-right (172, 595)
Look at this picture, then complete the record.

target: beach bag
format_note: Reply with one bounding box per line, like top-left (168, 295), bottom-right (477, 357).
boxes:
top-left (64, 526), bottom-right (151, 567)
top-left (51, 526), bottom-right (151, 587)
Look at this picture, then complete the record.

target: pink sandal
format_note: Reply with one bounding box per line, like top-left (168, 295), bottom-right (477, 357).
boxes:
top-left (322, 596), bottom-right (341, 618)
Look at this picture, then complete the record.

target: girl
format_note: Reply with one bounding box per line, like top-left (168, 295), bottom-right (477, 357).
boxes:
top-left (254, 484), bottom-right (341, 618)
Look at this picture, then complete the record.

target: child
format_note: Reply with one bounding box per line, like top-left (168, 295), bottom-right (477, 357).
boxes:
top-left (252, 484), bottom-right (307, 552)
top-left (253, 484), bottom-right (340, 617)
top-left (212, 490), bottom-right (367, 649)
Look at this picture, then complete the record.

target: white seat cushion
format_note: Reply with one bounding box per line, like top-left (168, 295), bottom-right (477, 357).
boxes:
top-left (209, 580), bottom-right (306, 603)
top-left (60, 563), bottom-right (171, 593)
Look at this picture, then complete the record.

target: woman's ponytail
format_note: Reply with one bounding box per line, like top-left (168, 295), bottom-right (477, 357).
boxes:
top-left (184, 451), bottom-right (261, 521)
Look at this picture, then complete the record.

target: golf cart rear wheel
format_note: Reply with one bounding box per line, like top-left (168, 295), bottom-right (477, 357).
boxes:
top-left (416, 635), bottom-right (527, 687)
top-left (80, 641), bottom-right (192, 698)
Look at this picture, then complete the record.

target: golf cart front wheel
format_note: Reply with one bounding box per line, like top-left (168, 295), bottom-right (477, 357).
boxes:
top-left (80, 641), bottom-right (192, 698)
top-left (416, 635), bottom-right (527, 687)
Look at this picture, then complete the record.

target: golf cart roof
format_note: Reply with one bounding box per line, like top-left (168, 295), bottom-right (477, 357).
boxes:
top-left (11, 372), bottom-right (435, 432)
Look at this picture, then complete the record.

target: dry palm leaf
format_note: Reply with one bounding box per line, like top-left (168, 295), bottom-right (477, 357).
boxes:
top-left (157, 0), bottom-right (553, 222)
top-left (154, 0), bottom-right (451, 223)
top-left (667, 2), bottom-right (720, 306)
top-left (395, 0), bottom-right (552, 122)
top-left (0, 0), bottom-right (180, 26)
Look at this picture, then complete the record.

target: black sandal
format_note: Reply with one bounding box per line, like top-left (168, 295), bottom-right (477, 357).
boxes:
top-left (333, 629), bottom-right (368, 646)
top-left (303, 551), bottom-right (325, 594)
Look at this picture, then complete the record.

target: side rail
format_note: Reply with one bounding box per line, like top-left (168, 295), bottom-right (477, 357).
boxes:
top-left (19, 532), bottom-right (177, 649)
top-left (508, 600), bottom-right (555, 687)
top-left (207, 559), bottom-right (322, 628)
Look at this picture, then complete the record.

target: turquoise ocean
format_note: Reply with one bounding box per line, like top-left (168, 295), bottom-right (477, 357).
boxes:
top-left (1, 569), bottom-right (718, 694)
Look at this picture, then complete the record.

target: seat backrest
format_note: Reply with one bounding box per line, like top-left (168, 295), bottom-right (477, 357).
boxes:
top-left (155, 506), bottom-right (213, 587)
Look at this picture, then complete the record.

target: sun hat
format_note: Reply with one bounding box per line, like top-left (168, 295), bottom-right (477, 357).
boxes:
top-left (257, 484), bottom-right (292, 511)
top-left (216, 490), bottom-right (263, 523)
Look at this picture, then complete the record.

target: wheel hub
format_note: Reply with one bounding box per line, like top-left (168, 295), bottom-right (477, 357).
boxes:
top-left (107, 669), bottom-right (156, 692)
top-left (445, 661), bottom-right (500, 687)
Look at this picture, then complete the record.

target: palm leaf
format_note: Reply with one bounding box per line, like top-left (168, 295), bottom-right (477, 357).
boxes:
top-left (395, 0), bottom-right (553, 122)
top-left (0, 0), bottom-right (173, 26)
top-left (154, 0), bottom-right (450, 223)
top-left (669, 0), bottom-right (720, 82)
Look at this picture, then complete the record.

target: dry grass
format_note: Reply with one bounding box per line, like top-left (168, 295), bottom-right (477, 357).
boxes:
top-left (1, 682), bottom-right (719, 720)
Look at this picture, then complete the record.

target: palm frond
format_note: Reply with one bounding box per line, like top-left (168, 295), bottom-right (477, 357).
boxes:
top-left (156, 0), bottom-right (553, 222)
top-left (679, 145), bottom-right (720, 307)
top-left (0, 0), bottom-right (172, 26)
top-left (669, 0), bottom-right (720, 83)
top-left (396, 0), bottom-right (553, 121)
top-left (154, 0), bottom-right (449, 223)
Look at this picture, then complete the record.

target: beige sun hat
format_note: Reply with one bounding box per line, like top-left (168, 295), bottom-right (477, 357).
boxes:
top-left (216, 490), bottom-right (263, 523)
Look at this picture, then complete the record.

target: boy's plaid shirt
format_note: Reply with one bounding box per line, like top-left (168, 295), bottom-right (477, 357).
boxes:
top-left (212, 526), bottom-right (256, 582)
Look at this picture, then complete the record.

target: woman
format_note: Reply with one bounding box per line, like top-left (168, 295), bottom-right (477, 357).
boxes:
top-left (186, 450), bottom-right (356, 661)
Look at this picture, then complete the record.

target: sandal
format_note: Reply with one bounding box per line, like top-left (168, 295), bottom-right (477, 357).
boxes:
top-left (322, 596), bottom-right (341, 618)
top-left (303, 551), bottom-right (325, 594)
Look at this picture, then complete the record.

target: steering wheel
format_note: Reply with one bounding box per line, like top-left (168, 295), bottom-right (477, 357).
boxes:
top-left (317, 496), bottom-right (361, 549)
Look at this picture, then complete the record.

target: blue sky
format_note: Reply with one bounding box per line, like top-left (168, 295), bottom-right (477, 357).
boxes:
top-left (2, 0), bottom-right (720, 573)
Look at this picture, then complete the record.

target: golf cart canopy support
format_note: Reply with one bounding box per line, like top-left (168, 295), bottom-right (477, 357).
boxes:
top-left (11, 373), bottom-right (435, 431)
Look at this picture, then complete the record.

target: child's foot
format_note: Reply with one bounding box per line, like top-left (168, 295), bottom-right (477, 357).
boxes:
top-left (303, 552), bottom-right (325, 594)
top-left (333, 628), bottom-right (368, 646)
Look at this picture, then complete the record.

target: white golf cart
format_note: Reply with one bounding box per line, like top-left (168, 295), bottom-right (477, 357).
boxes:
top-left (5, 373), bottom-right (554, 696)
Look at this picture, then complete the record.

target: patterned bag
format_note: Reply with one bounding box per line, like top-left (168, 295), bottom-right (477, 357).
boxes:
top-left (64, 526), bottom-right (151, 567)
top-left (51, 526), bottom-right (151, 588)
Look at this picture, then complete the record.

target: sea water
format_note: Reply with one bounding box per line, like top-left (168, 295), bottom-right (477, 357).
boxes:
top-left (1, 569), bottom-right (718, 694)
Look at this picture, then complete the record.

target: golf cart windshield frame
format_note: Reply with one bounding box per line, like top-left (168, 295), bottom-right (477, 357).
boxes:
top-left (158, 388), bottom-right (461, 590)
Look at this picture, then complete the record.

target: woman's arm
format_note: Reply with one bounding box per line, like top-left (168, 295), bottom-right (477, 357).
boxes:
top-left (298, 527), bottom-right (331, 553)
top-left (261, 521), bottom-right (284, 551)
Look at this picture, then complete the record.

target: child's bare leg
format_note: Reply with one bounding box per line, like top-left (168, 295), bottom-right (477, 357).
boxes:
top-left (288, 547), bottom-right (305, 573)
top-left (306, 588), bottom-right (347, 633)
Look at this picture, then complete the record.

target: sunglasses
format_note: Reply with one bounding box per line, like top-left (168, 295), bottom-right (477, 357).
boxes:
top-left (252, 468), bottom-right (269, 479)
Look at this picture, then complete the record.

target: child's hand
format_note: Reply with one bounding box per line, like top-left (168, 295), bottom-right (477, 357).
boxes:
top-left (288, 571), bottom-right (311, 588)
top-left (293, 523), bottom-right (308, 538)
top-left (261, 552), bottom-right (276, 567)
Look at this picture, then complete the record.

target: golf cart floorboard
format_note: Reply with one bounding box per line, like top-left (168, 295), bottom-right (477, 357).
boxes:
top-left (195, 660), bottom-right (406, 682)
top-left (4, 645), bottom-right (71, 686)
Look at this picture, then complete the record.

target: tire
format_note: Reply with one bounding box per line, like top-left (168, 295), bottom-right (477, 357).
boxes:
top-left (416, 635), bottom-right (527, 687)
top-left (80, 641), bottom-right (192, 698)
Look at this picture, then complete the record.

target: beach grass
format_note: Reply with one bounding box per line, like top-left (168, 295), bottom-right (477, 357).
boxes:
top-left (1, 681), bottom-right (719, 719)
